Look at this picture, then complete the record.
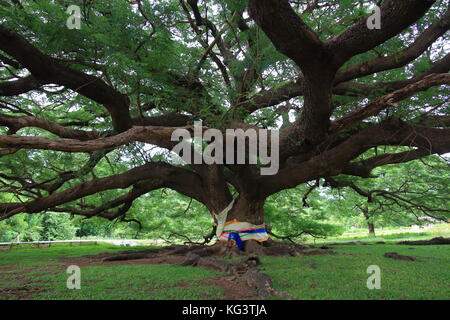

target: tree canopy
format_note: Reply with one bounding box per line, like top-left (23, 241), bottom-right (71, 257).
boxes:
top-left (0, 0), bottom-right (449, 243)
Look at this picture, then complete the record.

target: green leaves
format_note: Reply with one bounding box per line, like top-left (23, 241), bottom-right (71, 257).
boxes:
top-left (223, 0), bottom-right (248, 12)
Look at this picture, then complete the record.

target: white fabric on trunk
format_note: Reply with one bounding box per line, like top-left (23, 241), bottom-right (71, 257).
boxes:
top-left (214, 199), bottom-right (235, 238)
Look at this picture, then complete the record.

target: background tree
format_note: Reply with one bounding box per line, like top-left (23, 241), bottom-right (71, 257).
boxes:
top-left (40, 211), bottom-right (76, 241)
top-left (0, 0), bottom-right (449, 252)
top-left (322, 154), bottom-right (450, 235)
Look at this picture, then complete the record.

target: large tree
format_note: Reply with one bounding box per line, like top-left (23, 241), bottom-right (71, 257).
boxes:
top-left (0, 0), bottom-right (449, 252)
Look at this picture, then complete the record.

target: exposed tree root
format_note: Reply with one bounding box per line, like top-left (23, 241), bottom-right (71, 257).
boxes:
top-left (178, 253), bottom-right (294, 299)
top-left (87, 240), bottom-right (334, 299)
top-left (244, 268), bottom-right (274, 299)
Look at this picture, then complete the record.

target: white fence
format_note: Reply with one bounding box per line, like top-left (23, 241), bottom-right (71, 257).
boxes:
top-left (0, 239), bottom-right (142, 250)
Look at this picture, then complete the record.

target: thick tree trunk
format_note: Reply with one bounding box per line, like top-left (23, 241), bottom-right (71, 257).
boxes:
top-left (226, 194), bottom-right (265, 225)
top-left (221, 194), bottom-right (267, 254)
top-left (368, 222), bottom-right (375, 236)
top-left (360, 205), bottom-right (375, 236)
top-left (363, 211), bottom-right (375, 236)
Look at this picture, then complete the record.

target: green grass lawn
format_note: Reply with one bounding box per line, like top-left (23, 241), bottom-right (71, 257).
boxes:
top-left (0, 243), bottom-right (146, 265)
top-left (0, 244), bottom-right (224, 300)
top-left (261, 244), bottom-right (449, 300)
top-left (33, 264), bottom-right (223, 300)
top-left (0, 239), bottom-right (449, 300)
top-left (307, 223), bottom-right (450, 244)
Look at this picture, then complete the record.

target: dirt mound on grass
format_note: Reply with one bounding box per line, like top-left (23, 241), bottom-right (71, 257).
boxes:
top-left (384, 252), bottom-right (416, 261)
top-left (0, 286), bottom-right (44, 299)
top-left (328, 240), bottom-right (369, 245)
top-left (397, 237), bottom-right (450, 245)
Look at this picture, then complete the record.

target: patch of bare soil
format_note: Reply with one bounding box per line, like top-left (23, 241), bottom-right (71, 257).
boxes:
top-left (60, 253), bottom-right (188, 268)
top-left (328, 240), bottom-right (369, 245)
top-left (384, 252), bottom-right (417, 261)
top-left (397, 237), bottom-right (450, 245)
top-left (302, 250), bottom-right (338, 256)
top-left (0, 264), bottom-right (62, 299)
top-left (0, 286), bottom-right (45, 300)
top-left (202, 276), bottom-right (257, 300)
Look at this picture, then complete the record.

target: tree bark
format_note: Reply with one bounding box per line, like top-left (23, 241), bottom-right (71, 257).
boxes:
top-left (218, 193), bottom-right (267, 253)
top-left (368, 222), bottom-right (375, 236)
top-left (226, 194), bottom-right (265, 225)
top-left (362, 208), bottom-right (376, 236)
